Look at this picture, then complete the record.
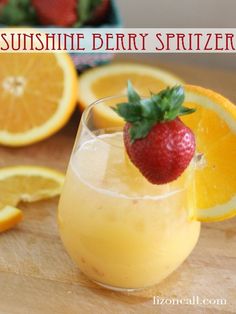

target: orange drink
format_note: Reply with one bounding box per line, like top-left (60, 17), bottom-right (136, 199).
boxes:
top-left (58, 96), bottom-right (200, 291)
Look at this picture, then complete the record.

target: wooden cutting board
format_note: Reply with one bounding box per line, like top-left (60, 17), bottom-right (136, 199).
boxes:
top-left (0, 60), bottom-right (235, 314)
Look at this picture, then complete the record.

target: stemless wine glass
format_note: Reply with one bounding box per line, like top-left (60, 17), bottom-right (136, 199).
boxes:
top-left (58, 96), bottom-right (201, 292)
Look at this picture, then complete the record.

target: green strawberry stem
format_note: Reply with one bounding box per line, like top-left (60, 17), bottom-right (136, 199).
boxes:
top-left (114, 81), bottom-right (195, 143)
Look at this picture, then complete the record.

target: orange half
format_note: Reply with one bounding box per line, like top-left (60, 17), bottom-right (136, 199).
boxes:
top-left (0, 52), bottom-right (77, 146)
top-left (77, 62), bottom-right (184, 128)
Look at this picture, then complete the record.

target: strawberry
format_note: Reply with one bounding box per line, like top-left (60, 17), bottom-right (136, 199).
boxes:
top-left (0, 0), bottom-right (7, 13)
top-left (0, 0), bottom-right (109, 26)
top-left (114, 82), bottom-right (196, 185)
top-left (32, 0), bottom-right (77, 27)
top-left (0, 0), bottom-right (7, 6)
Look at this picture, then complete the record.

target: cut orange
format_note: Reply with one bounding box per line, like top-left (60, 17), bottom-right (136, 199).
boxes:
top-left (0, 206), bottom-right (23, 233)
top-left (0, 166), bottom-right (64, 232)
top-left (182, 85), bottom-right (236, 222)
top-left (77, 63), bottom-right (184, 128)
top-left (0, 52), bottom-right (77, 146)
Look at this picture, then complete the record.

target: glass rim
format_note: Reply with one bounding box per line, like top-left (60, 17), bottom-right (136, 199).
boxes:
top-left (80, 94), bottom-right (127, 149)
top-left (81, 94), bottom-right (127, 146)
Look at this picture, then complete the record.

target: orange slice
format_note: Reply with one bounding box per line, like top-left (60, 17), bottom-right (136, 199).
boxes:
top-left (0, 166), bottom-right (64, 232)
top-left (0, 206), bottom-right (23, 233)
top-left (77, 62), bottom-right (184, 128)
top-left (0, 52), bottom-right (77, 146)
top-left (182, 85), bottom-right (236, 222)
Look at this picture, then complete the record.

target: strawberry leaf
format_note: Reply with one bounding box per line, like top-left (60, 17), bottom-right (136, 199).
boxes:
top-left (114, 82), bottom-right (196, 142)
top-left (0, 0), bottom-right (36, 25)
top-left (179, 106), bottom-right (196, 115)
top-left (129, 119), bottom-right (156, 143)
top-left (113, 102), bottom-right (141, 123)
top-left (127, 80), bottom-right (141, 103)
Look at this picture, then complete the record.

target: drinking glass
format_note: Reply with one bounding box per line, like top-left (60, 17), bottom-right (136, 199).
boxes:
top-left (58, 96), bottom-right (201, 291)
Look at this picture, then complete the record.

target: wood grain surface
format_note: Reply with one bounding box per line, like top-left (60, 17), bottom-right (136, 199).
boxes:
top-left (0, 60), bottom-right (235, 314)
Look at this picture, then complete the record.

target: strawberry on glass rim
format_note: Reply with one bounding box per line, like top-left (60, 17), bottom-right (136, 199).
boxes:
top-left (114, 82), bottom-right (196, 185)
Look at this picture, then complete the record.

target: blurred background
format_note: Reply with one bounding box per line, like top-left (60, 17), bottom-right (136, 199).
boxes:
top-left (116, 0), bottom-right (236, 70)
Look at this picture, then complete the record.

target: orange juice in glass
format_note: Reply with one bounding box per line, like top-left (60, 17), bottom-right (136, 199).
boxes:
top-left (58, 95), bottom-right (200, 291)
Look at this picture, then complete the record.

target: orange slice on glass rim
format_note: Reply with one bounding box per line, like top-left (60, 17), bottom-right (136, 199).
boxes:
top-left (182, 85), bottom-right (236, 222)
